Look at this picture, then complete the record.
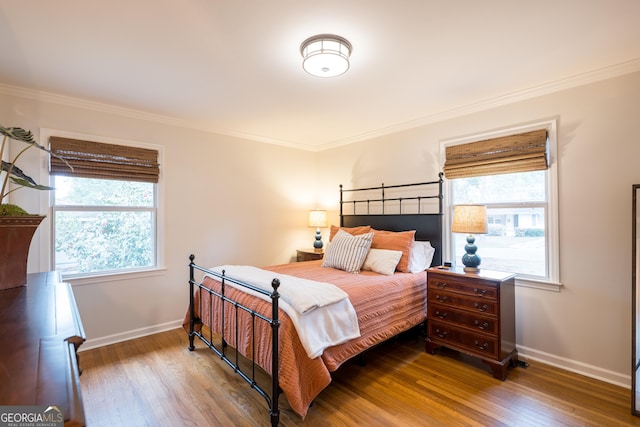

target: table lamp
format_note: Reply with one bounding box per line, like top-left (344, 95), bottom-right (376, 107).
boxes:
top-left (452, 204), bottom-right (488, 272)
top-left (308, 210), bottom-right (327, 249)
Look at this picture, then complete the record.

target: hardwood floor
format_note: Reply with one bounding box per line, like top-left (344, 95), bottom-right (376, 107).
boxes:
top-left (79, 328), bottom-right (640, 426)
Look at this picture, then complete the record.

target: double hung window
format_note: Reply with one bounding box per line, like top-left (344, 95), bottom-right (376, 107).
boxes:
top-left (443, 123), bottom-right (559, 287)
top-left (49, 136), bottom-right (160, 278)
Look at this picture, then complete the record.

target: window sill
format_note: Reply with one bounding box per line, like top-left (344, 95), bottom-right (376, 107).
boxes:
top-left (62, 267), bottom-right (167, 287)
top-left (516, 276), bottom-right (563, 292)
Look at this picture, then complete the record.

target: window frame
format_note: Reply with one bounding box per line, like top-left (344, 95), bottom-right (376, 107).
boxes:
top-left (441, 120), bottom-right (561, 292)
top-left (39, 129), bottom-right (165, 283)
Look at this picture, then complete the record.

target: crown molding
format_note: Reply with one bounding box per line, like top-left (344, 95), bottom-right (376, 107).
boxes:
top-left (0, 82), bottom-right (199, 128)
top-left (2, 57), bottom-right (640, 153)
top-left (318, 58), bottom-right (640, 151)
top-left (0, 82), bottom-right (316, 151)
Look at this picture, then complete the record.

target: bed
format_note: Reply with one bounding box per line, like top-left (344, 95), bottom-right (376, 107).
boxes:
top-left (185, 174), bottom-right (443, 426)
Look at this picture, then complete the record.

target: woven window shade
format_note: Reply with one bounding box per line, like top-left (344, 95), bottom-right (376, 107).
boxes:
top-left (444, 129), bottom-right (548, 179)
top-left (49, 137), bottom-right (159, 183)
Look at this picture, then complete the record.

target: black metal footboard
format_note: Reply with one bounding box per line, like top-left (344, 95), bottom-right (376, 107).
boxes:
top-left (187, 255), bottom-right (281, 427)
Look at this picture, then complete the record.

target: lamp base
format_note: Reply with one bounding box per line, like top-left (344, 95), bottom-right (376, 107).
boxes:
top-left (461, 234), bottom-right (481, 273)
top-left (313, 227), bottom-right (323, 249)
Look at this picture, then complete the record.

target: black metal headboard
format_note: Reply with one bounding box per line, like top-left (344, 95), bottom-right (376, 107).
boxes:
top-left (339, 173), bottom-right (444, 267)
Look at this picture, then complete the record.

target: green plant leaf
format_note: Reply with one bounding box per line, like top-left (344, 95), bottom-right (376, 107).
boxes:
top-left (0, 126), bottom-right (73, 169)
top-left (1, 160), bottom-right (38, 186)
top-left (9, 176), bottom-right (55, 191)
top-left (0, 126), bottom-right (36, 144)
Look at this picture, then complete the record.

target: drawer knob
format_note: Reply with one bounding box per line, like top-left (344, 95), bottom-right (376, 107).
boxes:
top-left (474, 288), bottom-right (487, 297)
top-left (435, 295), bottom-right (449, 303)
top-left (474, 319), bottom-right (489, 330)
top-left (435, 310), bottom-right (448, 319)
top-left (435, 329), bottom-right (448, 339)
top-left (474, 302), bottom-right (489, 312)
top-left (436, 282), bottom-right (447, 289)
top-left (474, 340), bottom-right (489, 351)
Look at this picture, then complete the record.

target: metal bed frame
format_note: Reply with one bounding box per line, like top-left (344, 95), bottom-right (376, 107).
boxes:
top-left (187, 257), bottom-right (282, 426)
top-left (340, 172), bottom-right (444, 266)
top-left (187, 174), bottom-right (443, 426)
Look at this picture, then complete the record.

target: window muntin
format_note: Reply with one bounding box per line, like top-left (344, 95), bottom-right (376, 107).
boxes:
top-left (52, 176), bottom-right (157, 277)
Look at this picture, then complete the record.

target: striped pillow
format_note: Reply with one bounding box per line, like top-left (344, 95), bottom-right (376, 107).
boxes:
top-left (322, 230), bottom-right (374, 273)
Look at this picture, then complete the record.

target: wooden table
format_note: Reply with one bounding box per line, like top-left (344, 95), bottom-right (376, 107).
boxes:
top-left (425, 267), bottom-right (517, 380)
top-left (296, 248), bottom-right (324, 262)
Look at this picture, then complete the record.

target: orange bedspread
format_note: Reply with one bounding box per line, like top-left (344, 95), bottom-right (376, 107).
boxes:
top-left (184, 260), bottom-right (427, 418)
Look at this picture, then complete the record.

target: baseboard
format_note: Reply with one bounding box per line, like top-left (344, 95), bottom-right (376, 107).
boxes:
top-left (518, 345), bottom-right (630, 389)
top-left (78, 319), bottom-right (183, 352)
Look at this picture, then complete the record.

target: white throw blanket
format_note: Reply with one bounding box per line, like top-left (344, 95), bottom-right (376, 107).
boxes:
top-left (210, 265), bottom-right (360, 358)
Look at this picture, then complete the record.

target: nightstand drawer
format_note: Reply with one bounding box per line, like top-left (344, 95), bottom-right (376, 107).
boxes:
top-left (428, 321), bottom-right (499, 358)
top-left (429, 303), bottom-right (498, 335)
top-left (428, 276), bottom-right (497, 300)
top-left (428, 289), bottom-right (498, 316)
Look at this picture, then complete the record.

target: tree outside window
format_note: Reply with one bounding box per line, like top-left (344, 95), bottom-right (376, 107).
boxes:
top-left (53, 176), bottom-right (156, 276)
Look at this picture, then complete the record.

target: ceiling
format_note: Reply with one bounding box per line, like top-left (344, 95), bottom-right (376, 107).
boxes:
top-left (1, 1), bottom-right (639, 151)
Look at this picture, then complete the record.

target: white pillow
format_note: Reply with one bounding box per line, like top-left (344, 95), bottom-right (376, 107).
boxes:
top-left (322, 230), bottom-right (374, 273)
top-left (408, 241), bottom-right (436, 273)
top-left (361, 249), bottom-right (403, 276)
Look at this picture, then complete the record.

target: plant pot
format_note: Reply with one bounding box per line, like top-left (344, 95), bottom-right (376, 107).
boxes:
top-left (0, 215), bottom-right (45, 290)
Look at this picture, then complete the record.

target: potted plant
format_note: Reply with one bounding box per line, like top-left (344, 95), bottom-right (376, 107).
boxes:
top-left (0, 126), bottom-right (70, 289)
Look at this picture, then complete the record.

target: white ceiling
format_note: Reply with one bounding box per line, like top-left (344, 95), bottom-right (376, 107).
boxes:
top-left (1, 1), bottom-right (639, 151)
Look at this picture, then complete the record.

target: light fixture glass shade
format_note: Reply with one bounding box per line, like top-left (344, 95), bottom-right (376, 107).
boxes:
top-left (300, 34), bottom-right (352, 78)
top-left (452, 205), bottom-right (488, 234)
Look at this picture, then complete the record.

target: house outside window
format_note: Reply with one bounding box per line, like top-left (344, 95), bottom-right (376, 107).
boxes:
top-left (49, 135), bottom-right (161, 278)
top-left (443, 121), bottom-right (560, 290)
top-left (450, 171), bottom-right (547, 277)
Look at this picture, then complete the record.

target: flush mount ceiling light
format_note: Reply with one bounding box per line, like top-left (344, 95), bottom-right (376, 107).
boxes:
top-left (300, 34), bottom-right (352, 78)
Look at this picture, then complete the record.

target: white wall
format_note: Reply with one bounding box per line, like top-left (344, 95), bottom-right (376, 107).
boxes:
top-left (317, 71), bottom-right (640, 386)
top-left (3, 70), bottom-right (639, 386)
top-left (1, 91), bottom-right (318, 347)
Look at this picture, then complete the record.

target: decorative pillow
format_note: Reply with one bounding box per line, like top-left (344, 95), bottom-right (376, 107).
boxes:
top-left (322, 230), bottom-right (374, 273)
top-left (370, 229), bottom-right (416, 273)
top-left (409, 241), bottom-right (436, 273)
top-left (362, 249), bottom-right (403, 276)
top-left (329, 225), bottom-right (372, 241)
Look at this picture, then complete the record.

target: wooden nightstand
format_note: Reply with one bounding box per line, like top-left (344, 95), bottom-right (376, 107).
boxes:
top-left (425, 267), bottom-right (517, 380)
top-left (296, 248), bottom-right (324, 262)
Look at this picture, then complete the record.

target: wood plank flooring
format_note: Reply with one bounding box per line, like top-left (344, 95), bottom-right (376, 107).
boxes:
top-left (79, 328), bottom-right (640, 426)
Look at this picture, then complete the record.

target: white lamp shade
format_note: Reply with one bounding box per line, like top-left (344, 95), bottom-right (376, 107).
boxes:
top-left (308, 210), bottom-right (328, 228)
top-left (452, 205), bottom-right (488, 234)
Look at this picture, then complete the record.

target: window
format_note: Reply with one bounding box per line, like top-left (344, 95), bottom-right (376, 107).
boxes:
top-left (450, 171), bottom-right (547, 276)
top-left (49, 136), bottom-right (160, 278)
top-left (443, 122), bottom-right (559, 289)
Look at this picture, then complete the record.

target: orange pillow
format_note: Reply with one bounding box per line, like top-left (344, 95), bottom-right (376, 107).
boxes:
top-left (329, 225), bottom-right (372, 241)
top-left (370, 229), bottom-right (416, 273)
